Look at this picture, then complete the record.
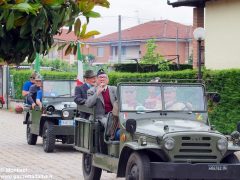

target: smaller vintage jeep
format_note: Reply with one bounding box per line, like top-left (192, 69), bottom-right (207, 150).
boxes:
top-left (75, 82), bottom-right (240, 180)
top-left (24, 80), bottom-right (77, 152)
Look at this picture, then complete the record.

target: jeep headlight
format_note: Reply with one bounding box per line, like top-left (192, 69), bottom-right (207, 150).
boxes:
top-left (217, 138), bottom-right (228, 151)
top-left (164, 137), bottom-right (175, 150)
top-left (62, 111), bottom-right (70, 118)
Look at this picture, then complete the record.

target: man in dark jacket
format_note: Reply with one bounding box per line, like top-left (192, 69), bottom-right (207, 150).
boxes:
top-left (26, 74), bottom-right (43, 109)
top-left (23, 74), bottom-right (42, 124)
top-left (74, 70), bottom-right (97, 118)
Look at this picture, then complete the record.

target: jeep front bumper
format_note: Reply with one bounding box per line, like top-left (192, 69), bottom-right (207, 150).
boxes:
top-left (150, 162), bottom-right (240, 179)
top-left (52, 125), bottom-right (74, 135)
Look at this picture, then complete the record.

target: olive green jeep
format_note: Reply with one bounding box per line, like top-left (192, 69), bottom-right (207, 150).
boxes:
top-left (24, 80), bottom-right (77, 152)
top-left (74, 82), bottom-right (240, 180)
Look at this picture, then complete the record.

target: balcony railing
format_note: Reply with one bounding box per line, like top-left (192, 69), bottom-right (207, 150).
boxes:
top-left (108, 55), bottom-right (141, 64)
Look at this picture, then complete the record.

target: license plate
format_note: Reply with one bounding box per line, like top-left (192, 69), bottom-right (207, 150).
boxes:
top-left (59, 120), bottom-right (74, 126)
top-left (208, 165), bottom-right (228, 171)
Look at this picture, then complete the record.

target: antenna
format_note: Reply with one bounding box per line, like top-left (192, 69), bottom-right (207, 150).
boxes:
top-left (135, 10), bottom-right (140, 24)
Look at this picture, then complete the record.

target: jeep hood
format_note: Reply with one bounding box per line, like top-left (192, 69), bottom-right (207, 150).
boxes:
top-left (136, 119), bottom-right (210, 137)
top-left (48, 101), bottom-right (77, 110)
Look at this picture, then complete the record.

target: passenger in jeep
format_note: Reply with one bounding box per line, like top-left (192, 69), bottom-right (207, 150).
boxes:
top-left (144, 86), bottom-right (162, 110)
top-left (85, 69), bottom-right (117, 127)
top-left (121, 87), bottom-right (137, 110)
top-left (74, 70), bottom-right (97, 118)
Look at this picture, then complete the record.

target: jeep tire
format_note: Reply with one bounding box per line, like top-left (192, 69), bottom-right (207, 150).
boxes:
top-left (82, 153), bottom-right (102, 180)
top-left (42, 121), bottom-right (55, 153)
top-left (223, 153), bottom-right (240, 163)
top-left (26, 123), bottom-right (38, 145)
top-left (126, 152), bottom-right (150, 180)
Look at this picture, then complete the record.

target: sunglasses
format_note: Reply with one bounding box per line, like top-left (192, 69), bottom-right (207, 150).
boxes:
top-left (30, 77), bottom-right (35, 79)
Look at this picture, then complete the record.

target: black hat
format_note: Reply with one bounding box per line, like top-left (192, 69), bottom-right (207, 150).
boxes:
top-left (97, 69), bottom-right (106, 76)
top-left (83, 70), bottom-right (96, 78)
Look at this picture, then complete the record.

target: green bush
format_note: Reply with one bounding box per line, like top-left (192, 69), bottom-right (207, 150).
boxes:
top-left (113, 63), bottom-right (192, 73)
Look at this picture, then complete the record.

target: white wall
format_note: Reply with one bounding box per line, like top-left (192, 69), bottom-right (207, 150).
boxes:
top-left (126, 46), bottom-right (140, 59)
top-left (205, 0), bottom-right (240, 69)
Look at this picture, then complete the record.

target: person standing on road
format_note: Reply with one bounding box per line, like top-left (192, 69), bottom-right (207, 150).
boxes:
top-left (74, 70), bottom-right (97, 118)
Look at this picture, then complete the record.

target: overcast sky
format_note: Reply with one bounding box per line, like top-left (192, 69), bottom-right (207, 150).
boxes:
top-left (86, 0), bottom-right (193, 37)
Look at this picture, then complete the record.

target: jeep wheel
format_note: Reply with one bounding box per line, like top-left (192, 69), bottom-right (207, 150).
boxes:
top-left (26, 123), bottom-right (38, 145)
top-left (82, 153), bottom-right (102, 180)
top-left (42, 121), bottom-right (55, 153)
top-left (126, 152), bottom-right (150, 180)
top-left (222, 153), bottom-right (240, 163)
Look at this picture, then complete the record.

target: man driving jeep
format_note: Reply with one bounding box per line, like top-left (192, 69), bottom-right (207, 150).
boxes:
top-left (164, 87), bottom-right (192, 110)
top-left (26, 74), bottom-right (43, 109)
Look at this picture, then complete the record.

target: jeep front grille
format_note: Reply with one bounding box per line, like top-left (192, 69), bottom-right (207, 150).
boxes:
top-left (166, 133), bottom-right (224, 163)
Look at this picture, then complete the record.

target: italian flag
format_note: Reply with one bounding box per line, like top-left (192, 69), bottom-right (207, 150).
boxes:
top-left (77, 42), bottom-right (84, 86)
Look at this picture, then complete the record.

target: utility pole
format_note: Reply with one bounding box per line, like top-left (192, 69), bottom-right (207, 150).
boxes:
top-left (176, 26), bottom-right (179, 68)
top-left (118, 15), bottom-right (122, 63)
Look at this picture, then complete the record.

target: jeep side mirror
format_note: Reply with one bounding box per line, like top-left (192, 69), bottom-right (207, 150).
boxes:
top-left (126, 119), bottom-right (136, 134)
top-left (207, 92), bottom-right (221, 103)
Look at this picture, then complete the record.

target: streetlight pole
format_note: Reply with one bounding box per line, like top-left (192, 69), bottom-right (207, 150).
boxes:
top-left (197, 40), bottom-right (202, 79)
top-left (193, 27), bottom-right (205, 80)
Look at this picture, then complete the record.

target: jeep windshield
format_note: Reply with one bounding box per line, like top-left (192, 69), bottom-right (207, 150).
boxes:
top-left (120, 84), bottom-right (206, 112)
top-left (42, 80), bottom-right (75, 98)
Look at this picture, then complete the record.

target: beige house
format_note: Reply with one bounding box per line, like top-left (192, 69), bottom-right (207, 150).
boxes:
top-left (168, 0), bottom-right (240, 70)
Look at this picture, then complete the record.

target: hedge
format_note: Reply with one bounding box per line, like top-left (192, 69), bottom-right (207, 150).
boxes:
top-left (11, 68), bottom-right (240, 134)
top-left (113, 63), bottom-right (192, 73)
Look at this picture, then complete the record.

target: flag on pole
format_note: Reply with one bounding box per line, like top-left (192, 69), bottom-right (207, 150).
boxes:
top-left (34, 53), bottom-right (40, 73)
top-left (77, 41), bottom-right (84, 86)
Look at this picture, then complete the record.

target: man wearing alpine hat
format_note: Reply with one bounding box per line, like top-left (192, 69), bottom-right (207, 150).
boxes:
top-left (85, 69), bottom-right (117, 127)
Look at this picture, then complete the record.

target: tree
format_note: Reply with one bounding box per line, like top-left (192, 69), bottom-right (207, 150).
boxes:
top-left (0, 0), bottom-right (109, 65)
top-left (140, 39), bottom-right (169, 71)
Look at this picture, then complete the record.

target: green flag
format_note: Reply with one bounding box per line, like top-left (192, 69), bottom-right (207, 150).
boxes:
top-left (34, 53), bottom-right (40, 72)
top-left (77, 42), bottom-right (83, 61)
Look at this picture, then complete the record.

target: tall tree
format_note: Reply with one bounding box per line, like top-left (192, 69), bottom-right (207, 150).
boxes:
top-left (0, 0), bottom-right (109, 64)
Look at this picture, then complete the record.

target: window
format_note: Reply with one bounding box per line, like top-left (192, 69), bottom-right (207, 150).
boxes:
top-left (97, 47), bottom-right (104, 57)
top-left (121, 46), bottom-right (126, 56)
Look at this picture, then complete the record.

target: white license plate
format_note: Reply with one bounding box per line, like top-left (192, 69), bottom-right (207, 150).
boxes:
top-left (59, 120), bottom-right (74, 126)
top-left (208, 165), bottom-right (228, 171)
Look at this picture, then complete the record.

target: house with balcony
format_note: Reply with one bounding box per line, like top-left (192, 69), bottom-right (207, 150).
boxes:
top-left (53, 20), bottom-right (193, 65)
top-left (84, 20), bottom-right (193, 65)
top-left (168, 0), bottom-right (240, 69)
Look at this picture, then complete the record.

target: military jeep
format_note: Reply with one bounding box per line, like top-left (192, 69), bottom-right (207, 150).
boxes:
top-left (24, 80), bottom-right (76, 152)
top-left (74, 82), bottom-right (240, 180)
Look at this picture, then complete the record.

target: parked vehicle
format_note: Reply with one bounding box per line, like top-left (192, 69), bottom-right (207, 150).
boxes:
top-left (74, 81), bottom-right (240, 180)
top-left (24, 80), bottom-right (76, 152)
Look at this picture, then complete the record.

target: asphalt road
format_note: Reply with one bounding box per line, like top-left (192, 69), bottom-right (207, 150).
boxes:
top-left (0, 109), bottom-right (120, 180)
